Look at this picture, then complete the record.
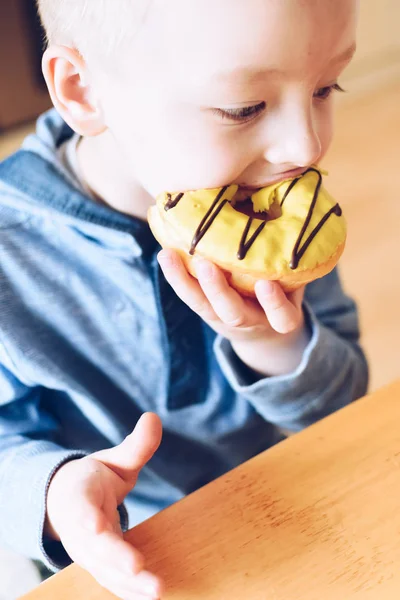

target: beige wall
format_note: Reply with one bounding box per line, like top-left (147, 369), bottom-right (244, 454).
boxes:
top-left (341, 0), bottom-right (400, 93)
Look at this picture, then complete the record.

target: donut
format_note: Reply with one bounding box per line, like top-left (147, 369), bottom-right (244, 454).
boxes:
top-left (148, 168), bottom-right (346, 296)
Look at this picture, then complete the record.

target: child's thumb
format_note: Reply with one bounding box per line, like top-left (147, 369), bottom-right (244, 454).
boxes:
top-left (93, 413), bottom-right (162, 486)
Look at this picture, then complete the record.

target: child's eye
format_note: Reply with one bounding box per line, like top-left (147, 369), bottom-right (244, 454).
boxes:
top-left (213, 101), bottom-right (266, 123)
top-left (314, 83), bottom-right (345, 101)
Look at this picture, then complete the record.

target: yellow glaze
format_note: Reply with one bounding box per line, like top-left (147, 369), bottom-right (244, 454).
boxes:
top-left (156, 169), bottom-right (346, 276)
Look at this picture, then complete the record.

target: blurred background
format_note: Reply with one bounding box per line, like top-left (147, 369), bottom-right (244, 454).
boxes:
top-left (0, 0), bottom-right (399, 598)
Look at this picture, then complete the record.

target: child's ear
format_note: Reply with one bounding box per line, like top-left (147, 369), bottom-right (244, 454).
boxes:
top-left (42, 45), bottom-right (106, 136)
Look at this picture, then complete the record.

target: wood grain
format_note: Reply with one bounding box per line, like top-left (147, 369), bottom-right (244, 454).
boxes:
top-left (22, 380), bottom-right (400, 599)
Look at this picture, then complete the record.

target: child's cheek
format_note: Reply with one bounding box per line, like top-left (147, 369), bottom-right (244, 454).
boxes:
top-left (147, 124), bottom-right (249, 194)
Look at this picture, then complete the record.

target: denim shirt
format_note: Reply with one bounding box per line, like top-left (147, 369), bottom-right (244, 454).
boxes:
top-left (0, 110), bottom-right (368, 570)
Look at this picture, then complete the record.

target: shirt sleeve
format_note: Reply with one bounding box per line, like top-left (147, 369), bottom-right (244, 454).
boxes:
top-left (214, 268), bottom-right (369, 432)
top-left (0, 348), bottom-right (128, 572)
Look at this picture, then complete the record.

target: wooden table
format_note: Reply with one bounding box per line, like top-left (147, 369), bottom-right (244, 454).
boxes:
top-left (22, 380), bottom-right (400, 599)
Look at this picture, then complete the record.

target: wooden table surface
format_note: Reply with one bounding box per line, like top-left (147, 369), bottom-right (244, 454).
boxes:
top-left (22, 380), bottom-right (400, 600)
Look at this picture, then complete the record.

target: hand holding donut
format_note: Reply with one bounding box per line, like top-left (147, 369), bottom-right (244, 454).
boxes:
top-left (152, 168), bottom-right (344, 376)
top-left (157, 250), bottom-right (310, 377)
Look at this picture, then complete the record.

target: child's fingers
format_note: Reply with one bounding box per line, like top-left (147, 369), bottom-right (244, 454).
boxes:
top-left (54, 481), bottom-right (143, 571)
top-left (130, 571), bottom-right (165, 598)
top-left (86, 563), bottom-right (162, 600)
top-left (63, 523), bottom-right (163, 598)
top-left (86, 530), bottom-right (145, 575)
top-left (255, 280), bottom-right (303, 334)
top-left (90, 565), bottom-right (163, 600)
top-left (158, 250), bottom-right (218, 322)
top-left (61, 509), bottom-right (144, 573)
top-left (89, 554), bottom-right (162, 599)
top-left (194, 258), bottom-right (250, 327)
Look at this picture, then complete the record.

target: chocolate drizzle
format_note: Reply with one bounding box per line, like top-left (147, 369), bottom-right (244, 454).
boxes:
top-left (280, 176), bottom-right (303, 207)
top-left (280, 168), bottom-right (342, 270)
top-left (189, 186), bottom-right (229, 255)
top-left (163, 169), bottom-right (343, 269)
top-left (237, 213), bottom-right (267, 260)
top-left (165, 192), bottom-right (184, 211)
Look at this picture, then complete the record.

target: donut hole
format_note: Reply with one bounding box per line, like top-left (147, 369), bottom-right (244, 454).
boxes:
top-left (230, 194), bottom-right (282, 222)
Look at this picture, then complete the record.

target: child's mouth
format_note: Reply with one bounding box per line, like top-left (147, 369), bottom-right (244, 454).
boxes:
top-left (236, 167), bottom-right (308, 196)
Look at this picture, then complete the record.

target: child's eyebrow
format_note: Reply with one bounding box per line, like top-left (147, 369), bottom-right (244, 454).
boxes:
top-left (213, 67), bottom-right (282, 86)
top-left (212, 44), bottom-right (357, 85)
top-left (329, 43), bottom-right (357, 65)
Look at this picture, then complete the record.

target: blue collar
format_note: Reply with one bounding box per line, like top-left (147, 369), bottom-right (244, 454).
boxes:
top-left (0, 148), bottom-right (158, 257)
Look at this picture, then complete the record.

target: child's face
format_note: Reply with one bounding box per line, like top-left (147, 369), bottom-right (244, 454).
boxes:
top-left (95, 0), bottom-right (357, 197)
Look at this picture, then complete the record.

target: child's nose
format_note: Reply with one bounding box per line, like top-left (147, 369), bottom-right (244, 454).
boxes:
top-left (264, 106), bottom-right (322, 168)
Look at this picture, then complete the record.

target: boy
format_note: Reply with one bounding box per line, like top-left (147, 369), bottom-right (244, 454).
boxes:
top-left (0, 0), bottom-right (366, 598)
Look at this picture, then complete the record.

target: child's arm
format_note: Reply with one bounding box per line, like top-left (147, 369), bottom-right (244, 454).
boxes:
top-left (158, 250), bottom-right (368, 431)
top-left (0, 354), bottom-right (163, 599)
top-left (215, 268), bottom-right (368, 431)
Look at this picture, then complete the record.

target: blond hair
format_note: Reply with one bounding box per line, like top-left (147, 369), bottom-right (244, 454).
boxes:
top-left (36, 0), bottom-right (149, 61)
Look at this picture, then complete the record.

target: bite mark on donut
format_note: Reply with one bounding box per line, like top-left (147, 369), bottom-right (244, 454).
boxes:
top-left (231, 195), bottom-right (282, 221)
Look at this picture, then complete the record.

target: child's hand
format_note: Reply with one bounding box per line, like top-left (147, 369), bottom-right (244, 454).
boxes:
top-left (45, 413), bottom-right (164, 600)
top-left (158, 250), bottom-right (310, 377)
